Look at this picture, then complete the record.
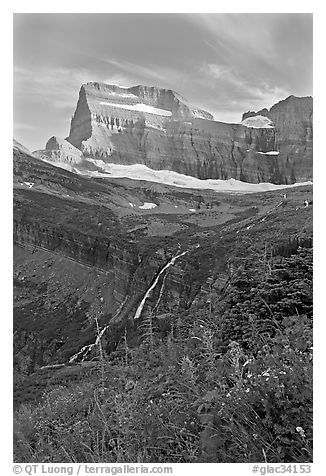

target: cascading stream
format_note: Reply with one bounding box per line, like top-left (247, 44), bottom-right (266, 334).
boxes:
top-left (68, 296), bottom-right (128, 363)
top-left (152, 272), bottom-right (168, 314)
top-left (133, 249), bottom-right (189, 320)
top-left (69, 322), bottom-right (111, 363)
top-left (68, 246), bottom-right (198, 363)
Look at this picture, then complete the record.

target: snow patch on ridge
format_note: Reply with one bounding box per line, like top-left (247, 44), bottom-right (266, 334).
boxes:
top-left (105, 91), bottom-right (138, 99)
top-left (241, 115), bottom-right (274, 128)
top-left (139, 202), bottom-right (157, 210)
top-left (100, 102), bottom-right (172, 117)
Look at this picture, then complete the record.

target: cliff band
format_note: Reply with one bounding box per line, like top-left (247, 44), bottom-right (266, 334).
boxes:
top-left (34, 82), bottom-right (313, 184)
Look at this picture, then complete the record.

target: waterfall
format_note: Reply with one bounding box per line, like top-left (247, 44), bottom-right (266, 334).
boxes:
top-left (68, 245), bottom-right (198, 363)
top-left (134, 249), bottom-right (189, 320)
top-left (69, 342), bottom-right (93, 363)
top-left (69, 296), bottom-right (128, 363)
top-left (69, 322), bottom-right (111, 363)
top-left (152, 271), bottom-right (168, 314)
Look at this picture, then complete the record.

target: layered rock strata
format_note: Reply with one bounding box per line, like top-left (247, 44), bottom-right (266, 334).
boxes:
top-left (35, 82), bottom-right (312, 184)
top-left (242, 95), bottom-right (313, 182)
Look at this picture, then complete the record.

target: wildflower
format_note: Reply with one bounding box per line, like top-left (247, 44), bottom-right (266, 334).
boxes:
top-left (296, 426), bottom-right (306, 438)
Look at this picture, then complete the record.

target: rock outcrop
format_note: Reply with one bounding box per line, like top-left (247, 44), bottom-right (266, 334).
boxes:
top-left (35, 82), bottom-right (313, 184)
top-left (34, 136), bottom-right (83, 165)
top-left (242, 95), bottom-right (313, 182)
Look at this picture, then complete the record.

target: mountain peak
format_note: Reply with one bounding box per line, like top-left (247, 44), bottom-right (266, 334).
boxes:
top-left (78, 81), bottom-right (214, 120)
top-left (35, 83), bottom-right (312, 185)
top-left (242, 95), bottom-right (312, 122)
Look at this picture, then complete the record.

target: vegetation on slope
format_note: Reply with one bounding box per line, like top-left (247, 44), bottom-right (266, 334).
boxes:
top-left (14, 247), bottom-right (312, 463)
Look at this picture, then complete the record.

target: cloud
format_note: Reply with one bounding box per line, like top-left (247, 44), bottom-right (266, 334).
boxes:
top-left (14, 122), bottom-right (35, 131)
top-left (103, 73), bottom-right (135, 88)
top-left (191, 13), bottom-right (312, 95)
top-left (104, 58), bottom-right (187, 90)
top-left (207, 62), bottom-right (288, 99)
top-left (14, 65), bottom-right (94, 110)
top-left (188, 61), bottom-right (290, 122)
top-left (13, 65), bottom-right (96, 149)
top-left (197, 14), bottom-right (277, 59)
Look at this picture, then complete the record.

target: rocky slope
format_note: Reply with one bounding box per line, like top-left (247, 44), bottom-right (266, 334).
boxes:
top-left (13, 144), bottom-right (313, 374)
top-left (34, 82), bottom-right (313, 184)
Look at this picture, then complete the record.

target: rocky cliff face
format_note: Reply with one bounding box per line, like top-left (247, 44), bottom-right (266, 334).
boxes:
top-left (35, 82), bottom-right (312, 184)
top-left (242, 95), bottom-right (313, 182)
top-left (66, 82), bottom-right (213, 152)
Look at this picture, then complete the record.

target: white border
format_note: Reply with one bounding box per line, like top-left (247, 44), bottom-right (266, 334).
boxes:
top-left (3, 3), bottom-right (323, 474)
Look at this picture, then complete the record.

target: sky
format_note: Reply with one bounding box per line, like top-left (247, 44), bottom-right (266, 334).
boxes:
top-left (13, 13), bottom-right (313, 152)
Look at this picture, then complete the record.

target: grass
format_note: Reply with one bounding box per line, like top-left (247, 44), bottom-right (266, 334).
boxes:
top-left (14, 247), bottom-right (312, 463)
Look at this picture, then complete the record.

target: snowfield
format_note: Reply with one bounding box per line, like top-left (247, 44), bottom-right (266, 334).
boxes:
top-left (139, 202), bottom-right (157, 210)
top-left (85, 160), bottom-right (312, 194)
top-left (241, 115), bottom-right (274, 128)
top-left (100, 102), bottom-right (172, 117)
